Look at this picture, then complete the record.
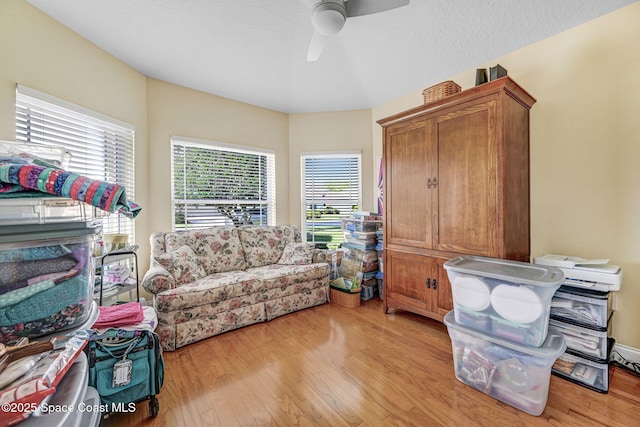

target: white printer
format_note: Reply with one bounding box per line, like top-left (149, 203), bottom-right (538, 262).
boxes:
top-left (533, 254), bottom-right (622, 292)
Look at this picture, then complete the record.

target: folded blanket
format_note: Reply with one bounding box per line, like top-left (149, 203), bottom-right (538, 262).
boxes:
top-left (0, 274), bottom-right (89, 326)
top-left (93, 302), bottom-right (144, 329)
top-left (0, 303), bottom-right (86, 343)
top-left (0, 162), bottom-right (140, 219)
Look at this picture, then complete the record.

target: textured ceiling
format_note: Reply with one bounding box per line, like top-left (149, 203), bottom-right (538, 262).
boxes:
top-left (27, 0), bottom-right (637, 113)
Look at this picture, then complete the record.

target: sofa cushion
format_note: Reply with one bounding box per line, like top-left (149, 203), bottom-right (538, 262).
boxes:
top-left (277, 242), bottom-right (316, 265)
top-left (238, 225), bottom-right (298, 268)
top-left (155, 270), bottom-right (263, 312)
top-left (163, 226), bottom-right (245, 274)
top-left (248, 263), bottom-right (330, 291)
top-left (155, 246), bottom-right (206, 285)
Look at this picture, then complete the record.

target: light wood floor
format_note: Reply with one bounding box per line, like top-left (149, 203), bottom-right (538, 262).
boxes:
top-left (102, 298), bottom-right (640, 426)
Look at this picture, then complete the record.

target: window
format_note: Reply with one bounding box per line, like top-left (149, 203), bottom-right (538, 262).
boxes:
top-left (15, 85), bottom-right (136, 242)
top-left (301, 152), bottom-right (361, 249)
top-left (171, 136), bottom-right (276, 230)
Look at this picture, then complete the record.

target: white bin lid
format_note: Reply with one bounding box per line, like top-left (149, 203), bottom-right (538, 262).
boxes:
top-left (444, 311), bottom-right (567, 358)
top-left (444, 255), bottom-right (564, 288)
top-left (0, 221), bottom-right (101, 243)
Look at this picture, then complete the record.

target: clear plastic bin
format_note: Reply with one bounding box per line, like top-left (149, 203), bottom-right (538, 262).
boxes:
top-left (444, 255), bottom-right (565, 347)
top-left (0, 140), bottom-right (71, 169)
top-left (341, 218), bottom-right (382, 232)
top-left (444, 311), bottom-right (566, 416)
top-left (0, 222), bottom-right (100, 344)
top-left (550, 287), bottom-right (612, 330)
top-left (552, 350), bottom-right (610, 393)
top-left (0, 197), bottom-right (107, 225)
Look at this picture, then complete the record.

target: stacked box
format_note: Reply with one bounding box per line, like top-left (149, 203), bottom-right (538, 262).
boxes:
top-left (549, 286), bottom-right (615, 392)
top-left (0, 222), bottom-right (100, 343)
top-left (443, 255), bottom-right (567, 416)
top-left (340, 217), bottom-right (382, 300)
top-left (444, 312), bottom-right (566, 416)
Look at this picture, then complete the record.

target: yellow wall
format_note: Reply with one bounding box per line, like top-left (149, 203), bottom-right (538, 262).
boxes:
top-left (0, 1), bottom-right (150, 269)
top-left (289, 110), bottom-right (374, 226)
top-left (372, 2), bottom-right (640, 348)
top-left (146, 78), bottom-right (289, 233)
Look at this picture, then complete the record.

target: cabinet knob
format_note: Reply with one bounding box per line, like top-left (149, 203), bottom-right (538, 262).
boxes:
top-left (431, 177), bottom-right (437, 188)
top-left (432, 279), bottom-right (437, 290)
top-left (427, 178), bottom-right (432, 188)
top-left (426, 278), bottom-right (431, 288)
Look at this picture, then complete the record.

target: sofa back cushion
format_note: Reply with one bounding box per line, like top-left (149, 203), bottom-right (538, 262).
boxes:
top-left (238, 225), bottom-right (299, 268)
top-left (162, 226), bottom-right (246, 274)
top-left (155, 245), bottom-right (206, 284)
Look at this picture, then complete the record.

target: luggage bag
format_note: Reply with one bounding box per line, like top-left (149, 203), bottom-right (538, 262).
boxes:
top-left (87, 330), bottom-right (164, 417)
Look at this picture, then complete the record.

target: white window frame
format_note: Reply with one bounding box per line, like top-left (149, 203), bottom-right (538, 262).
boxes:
top-left (301, 151), bottom-right (362, 249)
top-left (14, 85), bottom-right (136, 242)
top-left (171, 136), bottom-right (276, 230)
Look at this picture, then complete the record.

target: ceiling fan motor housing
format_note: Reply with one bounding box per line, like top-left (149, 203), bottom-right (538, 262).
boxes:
top-left (312, 1), bottom-right (347, 36)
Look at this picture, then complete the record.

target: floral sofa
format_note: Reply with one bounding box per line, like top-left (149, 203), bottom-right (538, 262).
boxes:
top-left (141, 225), bottom-right (330, 351)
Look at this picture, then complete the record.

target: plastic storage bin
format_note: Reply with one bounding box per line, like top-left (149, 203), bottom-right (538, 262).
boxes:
top-left (444, 311), bottom-right (566, 416)
top-left (0, 221), bottom-right (99, 344)
top-left (548, 318), bottom-right (611, 360)
top-left (550, 287), bottom-right (612, 330)
top-left (0, 197), bottom-right (106, 225)
top-left (341, 218), bottom-right (382, 233)
top-left (444, 255), bottom-right (565, 347)
top-left (552, 350), bottom-right (610, 393)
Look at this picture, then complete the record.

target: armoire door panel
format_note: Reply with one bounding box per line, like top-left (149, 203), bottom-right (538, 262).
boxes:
top-left (435, 101), bottom-right (497, 256)
top-left (386, 120), bottom-right (436, 248)
top-left (386, 250), bottom-right (431, 310)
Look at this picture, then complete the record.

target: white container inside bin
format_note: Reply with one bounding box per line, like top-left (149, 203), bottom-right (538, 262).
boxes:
top-left (444, 255), bottom-right (565, 347)
top-left (0, 222), bottom-right (100, 344)
top-left (444, 311), bottom-right (566, 416)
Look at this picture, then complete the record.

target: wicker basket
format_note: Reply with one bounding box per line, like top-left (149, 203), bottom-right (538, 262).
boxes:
top-left (422, 81), bottom-right (461, 104)
top-left (330, 287), bottom-right (361, 307)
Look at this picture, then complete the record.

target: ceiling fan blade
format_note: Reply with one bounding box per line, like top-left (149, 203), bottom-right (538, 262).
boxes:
top-left (307, 31), bottom-right (328, 62)
top-left (345, 0), bottom-right (409, 17)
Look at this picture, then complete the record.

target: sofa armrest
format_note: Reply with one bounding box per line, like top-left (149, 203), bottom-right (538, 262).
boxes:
top-left (141, 265), bottom-right (177, 294)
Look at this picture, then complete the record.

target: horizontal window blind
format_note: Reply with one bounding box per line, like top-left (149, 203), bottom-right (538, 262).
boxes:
top-left (302, 152), bottom-right (361, 249)
top-left (15, 85), bottom-right (136, 242)
top-left (171, 137), bottom-right (275, 230)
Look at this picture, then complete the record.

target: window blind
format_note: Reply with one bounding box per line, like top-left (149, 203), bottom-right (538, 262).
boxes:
top-left (15, 85), bottom-right (136, 241)
top-left (171, 137), bottom-right (276, 230)
top-left (302, 152), bottom-right (361, 249)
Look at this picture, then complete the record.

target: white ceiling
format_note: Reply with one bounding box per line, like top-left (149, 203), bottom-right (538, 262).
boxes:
top-left (27, 0), bottom-right (637, 114)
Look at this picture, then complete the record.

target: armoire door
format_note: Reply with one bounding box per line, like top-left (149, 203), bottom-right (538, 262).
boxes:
top-left (434, 99), bottom-right (498, 256)
top-left (385, 118), bottom-right (437, 249)
top-left (385, 249), bottom-right (434, 314)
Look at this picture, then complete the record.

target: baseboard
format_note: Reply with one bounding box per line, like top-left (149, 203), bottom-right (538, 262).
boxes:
top-left (611, 343), bottom-right (640, 376)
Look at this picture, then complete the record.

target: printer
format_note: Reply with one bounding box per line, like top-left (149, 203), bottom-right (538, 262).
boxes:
top-left (533, 254), bottom-right (622, 292)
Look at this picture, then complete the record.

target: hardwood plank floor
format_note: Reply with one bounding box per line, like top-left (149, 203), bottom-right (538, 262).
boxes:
top-left (102, 299), bottom-right (640, 426)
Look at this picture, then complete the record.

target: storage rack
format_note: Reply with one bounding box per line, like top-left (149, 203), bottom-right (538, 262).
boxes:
top-left (549, 286), bottom-right (614, 393)
top-left (95, 250), bottom-right (140, 306)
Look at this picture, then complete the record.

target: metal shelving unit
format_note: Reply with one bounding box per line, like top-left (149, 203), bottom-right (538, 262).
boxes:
top-left (95, 250), bottom-right (140, 306)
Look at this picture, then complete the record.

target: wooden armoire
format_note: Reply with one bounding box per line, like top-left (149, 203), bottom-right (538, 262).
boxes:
top-left (377, 77), bottom-right (536, 322)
